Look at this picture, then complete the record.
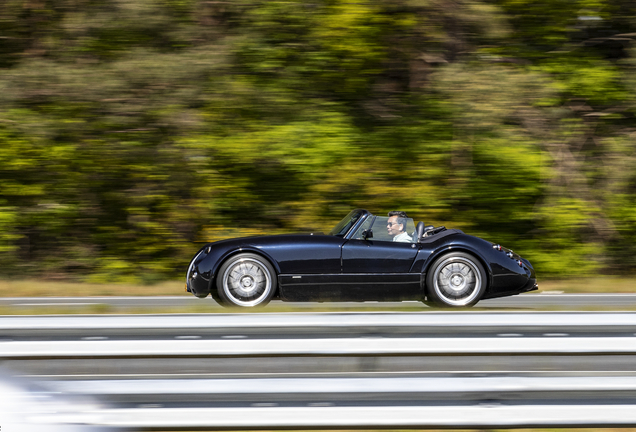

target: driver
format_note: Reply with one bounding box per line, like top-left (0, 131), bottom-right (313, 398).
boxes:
top-left (387, 211), bottom-right (412, 243)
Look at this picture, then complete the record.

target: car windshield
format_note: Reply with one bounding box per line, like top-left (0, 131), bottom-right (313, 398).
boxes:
top-left (329, 210), bottom-right (366, 237)
top-left (351, 216), bottom-right (416, 243)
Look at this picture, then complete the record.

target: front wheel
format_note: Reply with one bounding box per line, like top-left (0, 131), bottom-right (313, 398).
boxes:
top-left (216, 253), bottom-right (277, 307)
top-left (425, 252), bottom-right (487, 307)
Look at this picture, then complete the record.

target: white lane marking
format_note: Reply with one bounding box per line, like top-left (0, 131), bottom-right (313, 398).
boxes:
top-left (82, 336), bottom-right (108, 340)
top-left (83, 405), bottom-right (636, 428)
top-left (175, 336), bottom-right (201, 340)
top-left (138, 404), bottom-right (163, 408)
top-left (15, 303), bottom-right (100, 306)
top-left (252, 403), bottom-right (278, 407)
top-left (10, 336), bottom-right (636, 357)
top-left (543, 333), bottom-right (569, 337)
top-left (3, 312), bottom-right (636, 333)
top-left (497, 333), bottom-right (523, 337)
top-left (22, 370), bottom-right (636, 380)
top-left (52, 376), bottom-right (636, 396)
top-left (222, 335), bottom-right (247, 339)
top-left (309, 402), bottom-right (335, 407)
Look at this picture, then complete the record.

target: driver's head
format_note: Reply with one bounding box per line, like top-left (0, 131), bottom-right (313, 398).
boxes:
top-left (387, 211), bottom-right (408, 237)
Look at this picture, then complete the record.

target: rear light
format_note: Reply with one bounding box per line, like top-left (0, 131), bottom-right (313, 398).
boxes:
top-left (493, 244), bottom-right (502, 251)
top-left (517, 260), bottom-right (523, 267)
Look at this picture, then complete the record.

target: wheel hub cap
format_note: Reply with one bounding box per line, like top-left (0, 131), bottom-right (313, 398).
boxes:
top-left (450, 274), bottom-right (464, 289)
top-left (240, 276), bottom-right (255, 291)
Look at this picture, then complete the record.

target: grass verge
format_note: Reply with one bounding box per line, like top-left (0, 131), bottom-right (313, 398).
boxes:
top-left (0, 279), bottom-right (185, 297)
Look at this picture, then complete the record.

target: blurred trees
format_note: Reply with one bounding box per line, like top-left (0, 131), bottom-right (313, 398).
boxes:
top-left (1, 0), bottom-right (636, 282)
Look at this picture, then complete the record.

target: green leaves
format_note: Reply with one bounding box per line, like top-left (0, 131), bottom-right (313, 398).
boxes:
top-left (1, 0), bottom-right (636, 281)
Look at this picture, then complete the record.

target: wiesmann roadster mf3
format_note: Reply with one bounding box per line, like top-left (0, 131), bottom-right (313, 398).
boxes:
top-left (186, 209), bottom-right (537, 308)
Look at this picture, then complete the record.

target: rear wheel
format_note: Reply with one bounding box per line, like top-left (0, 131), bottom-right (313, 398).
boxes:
top-left (425, 252), bottom-right (487, 307)
top-left (216, 253), bottom-right (277, 307)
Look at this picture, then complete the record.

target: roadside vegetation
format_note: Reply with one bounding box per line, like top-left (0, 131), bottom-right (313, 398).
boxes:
top-left (0, 279), bottom-right (182, 297)
top-left (2, 0), bottom-right (636, 285)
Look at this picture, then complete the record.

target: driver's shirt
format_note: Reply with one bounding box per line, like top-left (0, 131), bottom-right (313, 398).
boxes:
top-left (393, 232), bottom-right (413, 243)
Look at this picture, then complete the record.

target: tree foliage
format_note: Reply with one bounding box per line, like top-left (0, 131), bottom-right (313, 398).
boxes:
top-left (1, 0), bottom-right (636, 282)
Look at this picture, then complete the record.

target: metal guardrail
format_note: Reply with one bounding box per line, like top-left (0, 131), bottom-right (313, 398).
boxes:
top-left (2, 312), bottom-right (636, 429)
top-left (87, 405), bottom-right (636, 429)
top-left (3, 337), bottom-right (636, 358)
top-left (2, 311), bottom-right (636, 331)
top-left (43, 376), bottom-right (636, 429)
top-left (52, 375), bottom-right (636, 397)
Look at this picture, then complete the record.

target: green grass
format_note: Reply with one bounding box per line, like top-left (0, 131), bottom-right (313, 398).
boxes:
top-left (0, 279), bottom-right (186, 297)
top-left (537, 277), bottom-right (636, 293)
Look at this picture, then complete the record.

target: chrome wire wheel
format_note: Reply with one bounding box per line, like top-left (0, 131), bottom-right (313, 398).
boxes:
top-left (429, 254), bottom-right (486, 307)
top-left (220, 255), bottom-right (274, 307)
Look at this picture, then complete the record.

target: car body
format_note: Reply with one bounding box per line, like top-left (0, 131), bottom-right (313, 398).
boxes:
top-left (186, 209), bottom-right (537, 307)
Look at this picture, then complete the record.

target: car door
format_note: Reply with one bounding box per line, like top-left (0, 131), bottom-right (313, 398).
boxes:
top-left (338, 216), bottom-right (421, 301)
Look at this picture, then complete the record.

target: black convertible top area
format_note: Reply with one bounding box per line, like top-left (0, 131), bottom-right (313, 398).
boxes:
top-left (420, 228), bottom-right (463, 243)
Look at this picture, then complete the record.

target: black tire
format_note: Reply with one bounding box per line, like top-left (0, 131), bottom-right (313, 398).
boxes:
top-left (210, 288), bottom-right (230, 308)
top-left (216, 253), bottom-right (277, 307)
top-left (425, 252), bottom-right (487, 307)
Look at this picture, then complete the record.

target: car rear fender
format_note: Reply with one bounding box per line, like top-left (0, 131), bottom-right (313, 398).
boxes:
top-left (420, 246), bottom-right (493, 291)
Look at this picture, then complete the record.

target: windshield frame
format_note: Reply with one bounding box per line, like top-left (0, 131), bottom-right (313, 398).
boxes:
top-left (328, 209), bottom-right (371, 238)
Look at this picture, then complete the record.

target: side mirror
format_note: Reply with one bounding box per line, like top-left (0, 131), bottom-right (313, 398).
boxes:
top-left (362, 229), bottom-right (373, 240)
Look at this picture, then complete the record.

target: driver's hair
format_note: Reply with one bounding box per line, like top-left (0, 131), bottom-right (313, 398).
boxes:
top-left (388, 211), bottom-right (408, 233)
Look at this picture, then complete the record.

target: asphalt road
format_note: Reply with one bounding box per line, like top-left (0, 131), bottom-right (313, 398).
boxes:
top-left (1, 292), bottom-right (636, 310)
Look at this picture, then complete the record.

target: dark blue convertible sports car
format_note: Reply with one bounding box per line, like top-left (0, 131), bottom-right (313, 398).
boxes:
top-left (186, 209), bottom-right (537, 308)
